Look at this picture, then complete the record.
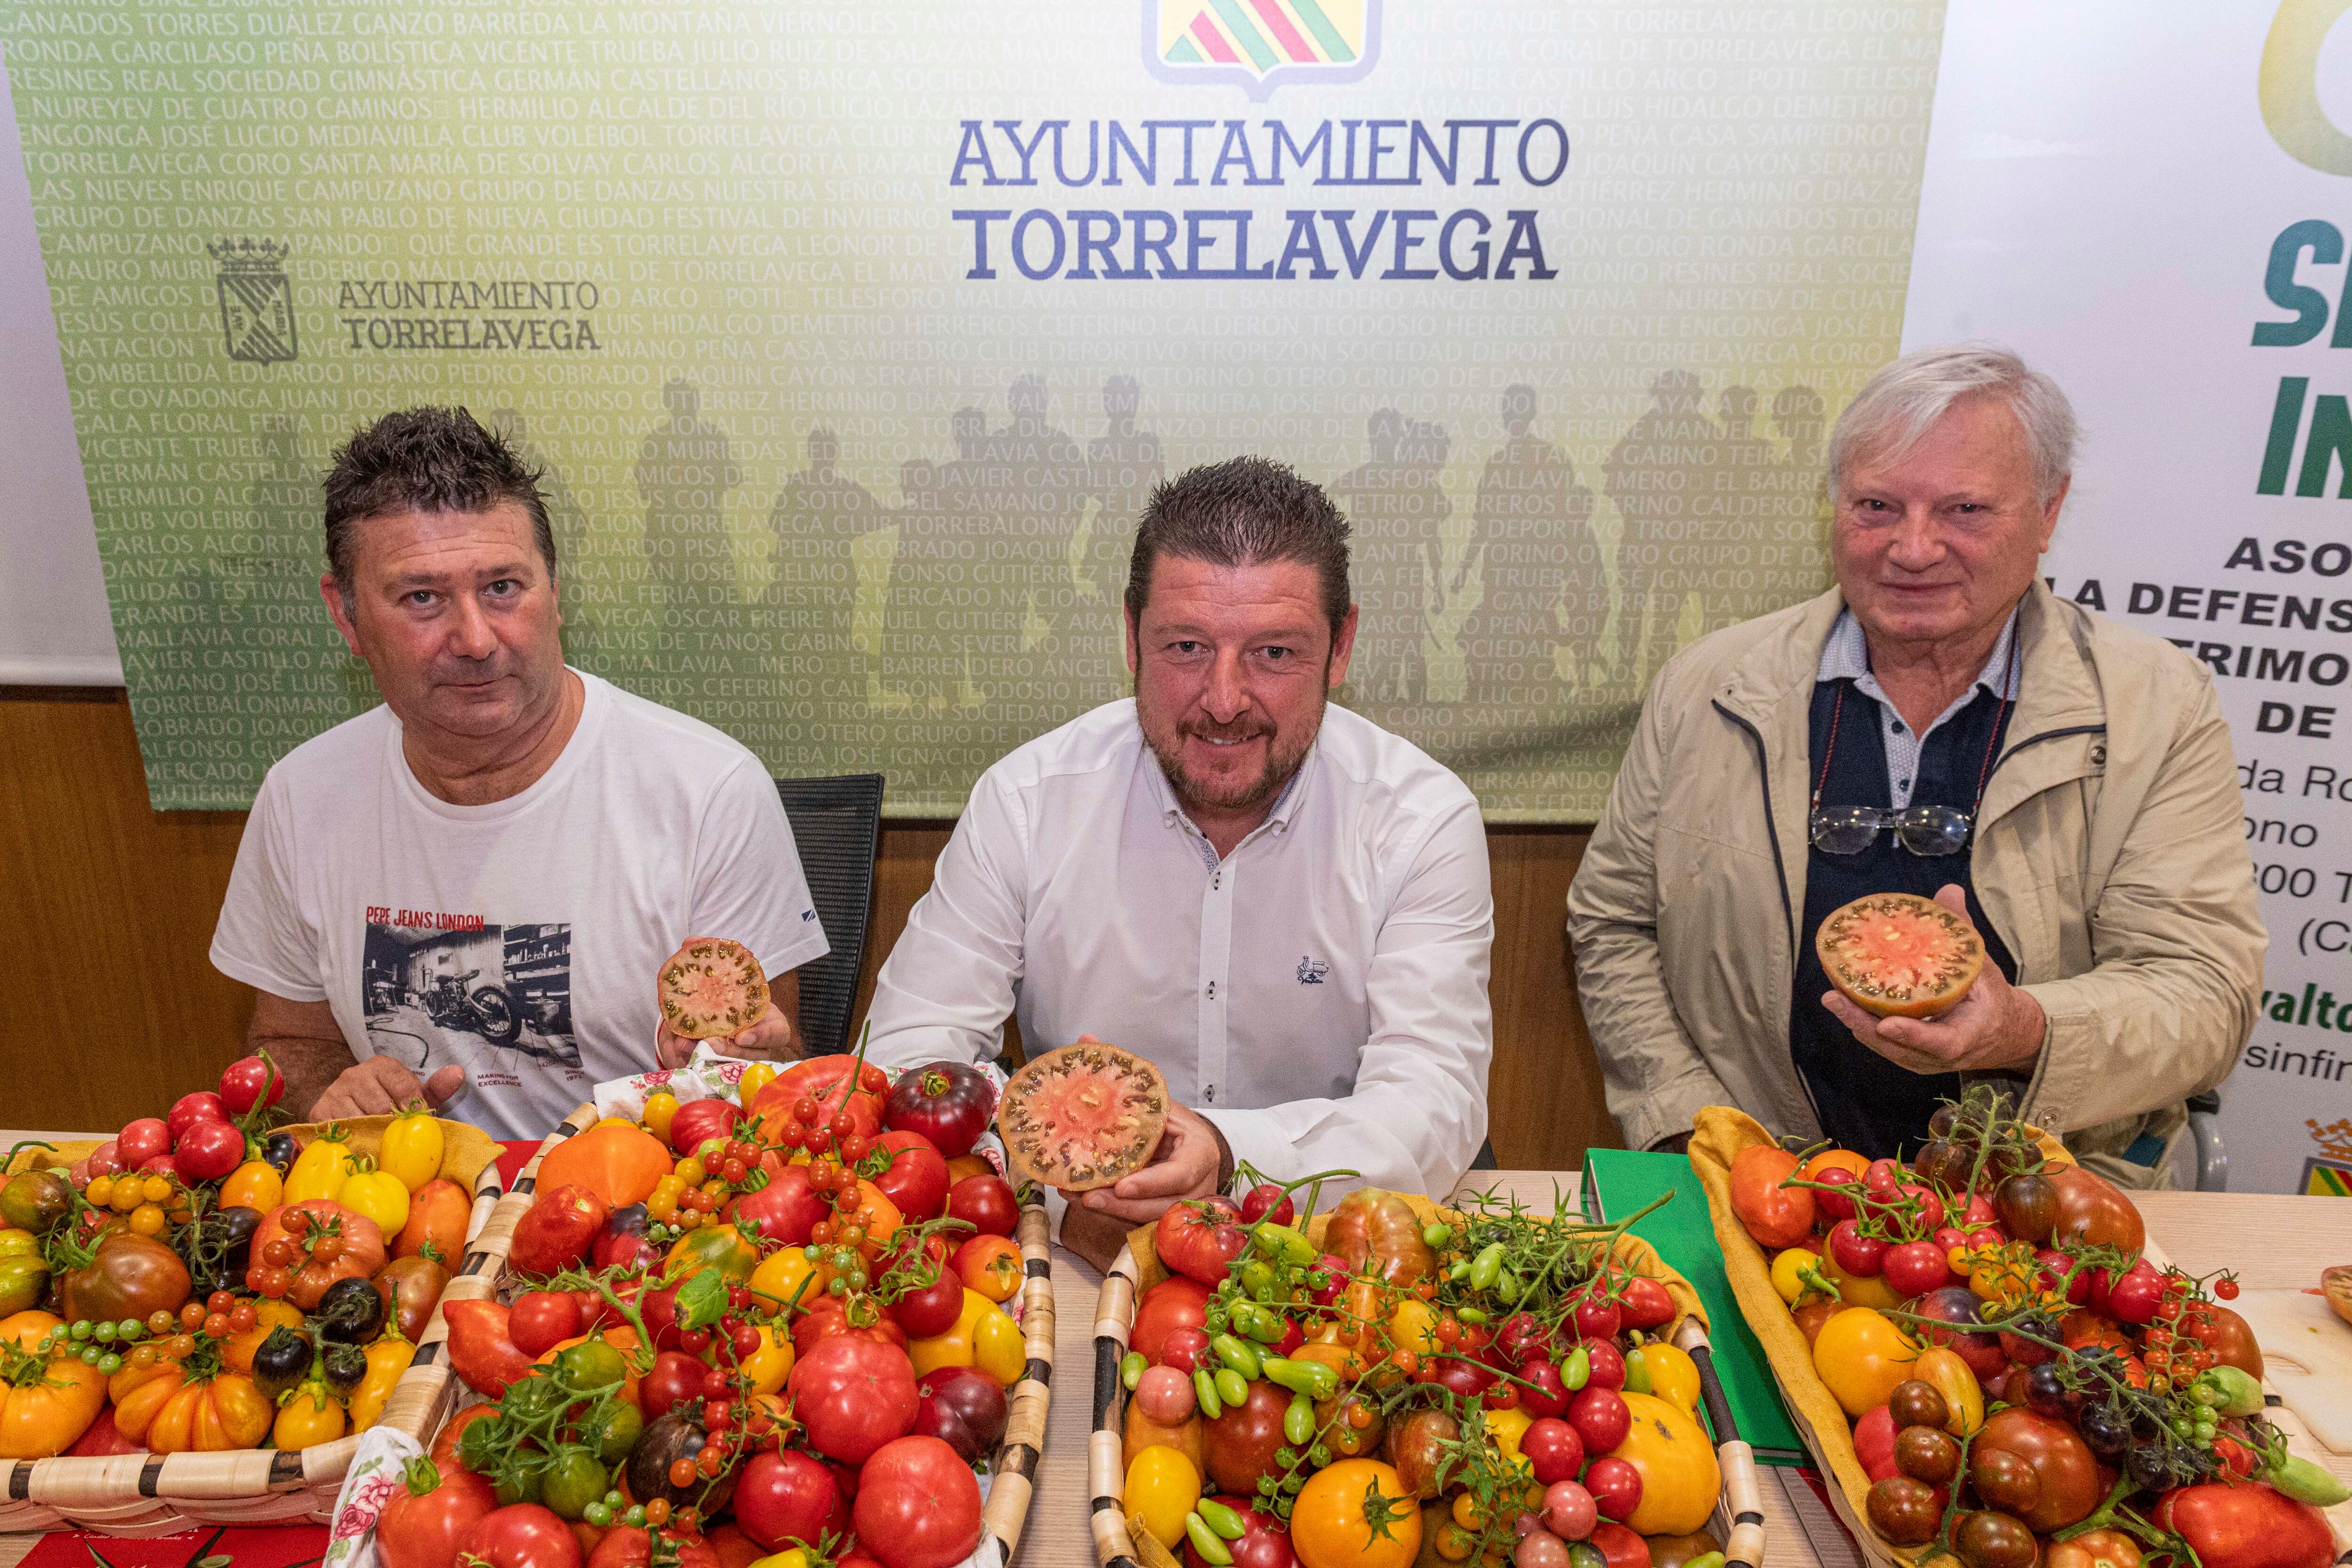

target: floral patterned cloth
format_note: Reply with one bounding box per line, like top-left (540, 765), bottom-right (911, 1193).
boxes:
top-left (323, 1424), bottom-right (424, 1568)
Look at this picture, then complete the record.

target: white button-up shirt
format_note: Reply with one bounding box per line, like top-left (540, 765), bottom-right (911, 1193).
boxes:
top-left (865, 699), bottom-right (1495, 1197)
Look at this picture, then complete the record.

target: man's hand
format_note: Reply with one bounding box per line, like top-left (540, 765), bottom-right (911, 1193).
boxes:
top-left (1823, 883), bottom-right (2046, 1074)
top-left (313, 1057), bottom-right (467, 1119)
top-left (658, 999), bottom-right (799, 1068)
top-left (1069, 1101), bottom-right (1229, 1225)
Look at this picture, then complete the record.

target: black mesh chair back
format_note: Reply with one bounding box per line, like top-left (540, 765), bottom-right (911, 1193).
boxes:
top-left (774, 774), bottom-right (885, 1056)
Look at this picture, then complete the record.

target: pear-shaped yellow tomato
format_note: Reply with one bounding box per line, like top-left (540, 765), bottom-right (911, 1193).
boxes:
top-left (1482, 1404), bottom-right (1533, 1472)
top-left (1627, 1343), bottom-right (1701, 1414)
top-left (1123, 1443), bottom-right (1202, 1551)
top-left (1820, 1246), bottom-right (1903, 1311)
top-left (1912, 1345), bottom-right (1984, 1436)
top-left (1813, 1308), bottom-right (1919, 1417)
top-left (1614, 1390), bottom-right (1722, 1536)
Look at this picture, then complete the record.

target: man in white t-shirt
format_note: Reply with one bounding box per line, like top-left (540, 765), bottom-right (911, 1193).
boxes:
top-left (211, 407), bottom-right (829, 1140)
top-left (865, 457), bottom-right (1494, 1260)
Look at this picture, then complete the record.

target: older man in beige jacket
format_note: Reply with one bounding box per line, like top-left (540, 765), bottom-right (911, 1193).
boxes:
top-left (1568, 344), bottom-right (2264, 1184)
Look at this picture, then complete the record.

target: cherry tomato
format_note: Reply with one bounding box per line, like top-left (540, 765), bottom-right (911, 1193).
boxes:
top-left (173, 1119), bottom-right (246, 1185)
top-left (1566, 1386), bottom-right (1629, 1454)
top-left (1520, 1417), bottom-right (1585, 1485)
top-left (166, 1093), bottom-right (229, 1146)
top-left (1584, 1457), bottom-right (1642, 1521)
top-left (1238, 1184), bottom-right (1294, 1226)
top-left (509, 1291), bottom-right (584, 1357)
top-left (217, 1057), bottom-right (286, 1117)
top-left (893, 1274), bottom-right (966, 1340)
top-left (116, 1120), bottom-right (171, 1169)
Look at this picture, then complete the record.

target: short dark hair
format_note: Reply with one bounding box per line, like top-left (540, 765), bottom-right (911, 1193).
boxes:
top-left (322, 407), bottom-right (553, 598)
top-left (1124, 457), bottom-right (1352, 639)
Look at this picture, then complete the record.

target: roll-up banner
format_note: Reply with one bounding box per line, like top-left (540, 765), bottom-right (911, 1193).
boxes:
top-left (1, 0), bottom-right (1940, 813)
top-left (1902, 0), bottom-right (2352, 1195)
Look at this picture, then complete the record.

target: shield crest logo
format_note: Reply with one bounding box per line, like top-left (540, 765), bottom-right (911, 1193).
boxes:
top-left (1144, 0), bottom-right (1381, 100)
top-left (208, 238), bottom-right (298, 364)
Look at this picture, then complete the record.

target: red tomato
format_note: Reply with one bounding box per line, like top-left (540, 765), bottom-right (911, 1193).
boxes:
top-left (173, 1118), bottom-right (246, 1184)
top-left (509, 1185), bottom-right (610, 1278)
top-left (667, 1098), bottom-right (743, 1160)
top-left (731, 1449), bottom-right (852, 1553)
top-left (1614, 1275), bottom-right (1675, 1330)
top-left (167, 1091), bottom-right (229, 1145)
top-left (1131, 1277), bottom-right (1212, 1362)
top-left (944, 1175), bottom-right (1018, 1239)
top-left (1853, 1406), bottom-right (1898, 1482)
top-left (870, 1133), bottom-right (952, 1222)
top-left (892, 1274), bottom-right (966, 1340)
top-left (790, 1297), bottom-right (909, 1361)
top-left (641, 1352), bottom-right (710, 1424)
top-left (1566, 1386), bottom-right (1629, 1454)
top-left (1584, 1457), bottom-right (1641, 1520)
top-left (1568, 1290), bottom-right (1622, 1342)
top-left (882, 1061), bottom-right (997, 1159)
top-left (2156, 1483), bottom-right (2334, 1568)
top-left (1574, 1338), bottom-right (1625, 1393)
top-left (218, 1055), bottom-right (286, 1116)
top-left (586, 1529), bottom-right (720, 1568)
top-left (787, 1335), bottom-right (920, 1465)
top-left (1519, 1417), bottom-right (1585, 1485)
top-left (379, 1458), bottom-right (498, 1568)
top-left (913, 1366), bottom-right (1008, 1465)
top-left (1590, 1521), bottom-right (1648, 1568)
top-left (116, 1118), bottom-right (170, 1169)
top-left (509, 1291), bottom-right (584, 1357)
top-left (754, 1059), bottom-right (885, 1145)
top-left (728, 1165), bottom-right (829, 1251)
top-left (851, 1435), bottom-right (985, 1568)
top-left (2102, 1260), bottom-right (2164, 1325)
top-left (444, 1301), bottom-right (535, 1399)
top-left (1153, 1196), bottom-right (1247, 1287)
top-left (460, 1505), bottom-right (584, 1568)
top-left (81, 1139), bottom-right (122, 1180)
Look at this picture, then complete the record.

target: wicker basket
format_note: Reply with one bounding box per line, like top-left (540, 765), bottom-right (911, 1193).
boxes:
top-left (1688, 1106), bottom-right (2352, 1568)
top-left (483, 1106), bottom-right (1058, 1564)
top-left (0, 1116), bottom-right (506, 1534)
top-left (1087, 1193), bottom-right (1766, 1568)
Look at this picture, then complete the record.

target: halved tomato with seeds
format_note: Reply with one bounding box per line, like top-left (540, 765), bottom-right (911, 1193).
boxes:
top-left (1816, 892), bottom-right (1984, 1019)
top-left (995, 1043), bottom-right (1169, 1192)
top-left (656, 937), bottom-right (770, 1039)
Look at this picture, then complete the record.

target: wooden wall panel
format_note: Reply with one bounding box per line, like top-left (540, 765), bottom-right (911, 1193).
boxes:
top-left (0, 690), bottom-right (1617, 1168)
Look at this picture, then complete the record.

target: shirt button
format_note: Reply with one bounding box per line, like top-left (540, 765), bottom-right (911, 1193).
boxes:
top-left (1207, 981), bottom-right (1217, 999)
top-left (1891, 720), bottom-right (1905, 733)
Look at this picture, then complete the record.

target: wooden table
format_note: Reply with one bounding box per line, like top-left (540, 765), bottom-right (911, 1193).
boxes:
top-left (1, 1142), bottom-right (2345, 1568)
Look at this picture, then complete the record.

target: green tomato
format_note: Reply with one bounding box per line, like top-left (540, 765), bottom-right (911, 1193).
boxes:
top-left (493, 1465), bottom-right (543, 1509)
top-left (540, 1449), bottom-right (611, 1521)
top-left (555, 1339), bottom-right (629, 1393)
top-left (582, 1401), bottom-right (644, 1468)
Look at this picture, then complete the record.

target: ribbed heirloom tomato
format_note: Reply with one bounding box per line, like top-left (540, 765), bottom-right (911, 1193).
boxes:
top-left (1289, 1459), bottom-right (1420, 1568)
top-left (851, 1435), bottom-right (984, 1568)
top-left (787, 1334), bottom-right (918, 1465)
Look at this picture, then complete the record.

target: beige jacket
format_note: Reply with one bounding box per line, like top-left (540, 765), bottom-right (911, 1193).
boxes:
top-left (1567, 582), bottom-right (2265, 1183)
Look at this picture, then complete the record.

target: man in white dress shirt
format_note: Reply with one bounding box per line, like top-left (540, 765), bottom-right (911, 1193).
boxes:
top-left (866, 457), bottom-right (1494, 1251)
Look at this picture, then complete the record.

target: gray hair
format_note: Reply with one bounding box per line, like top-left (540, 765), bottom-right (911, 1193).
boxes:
top-left (1827, 342), bottom-right (2077, 504)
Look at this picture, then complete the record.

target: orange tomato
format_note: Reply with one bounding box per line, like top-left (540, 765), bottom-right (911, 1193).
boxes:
top-left (954, 1236), bottom-right (1022, 1302)
top-left (944, 1154), bottom-right (994, 1186)
top-left (1289, 1459), bottom-right (1420, 1568)
top-left (538, 1123), bottom-right (673, 1209)
top-left (847, 1180), bottom-right (901, 1261)
top-left (0, 1312), bottom-right (104, 1457)
top-left (397, 1179), bottom-right (474, 1261)
top-left (1800, 1147), bottom-right (1868, 1183)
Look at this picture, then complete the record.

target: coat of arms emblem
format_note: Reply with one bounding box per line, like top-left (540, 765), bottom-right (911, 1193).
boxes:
top-left (209, 238), bottom-right (297, 364)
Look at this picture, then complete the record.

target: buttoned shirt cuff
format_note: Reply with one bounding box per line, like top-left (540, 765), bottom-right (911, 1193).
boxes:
top-left (1197, 1108), bottom-right (1289, 1194)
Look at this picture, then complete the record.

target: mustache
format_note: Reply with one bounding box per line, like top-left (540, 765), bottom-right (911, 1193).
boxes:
top-left (1180, 718), bottom-right (1273, 742)
top-left (430, 656), bottom-right (512, 684)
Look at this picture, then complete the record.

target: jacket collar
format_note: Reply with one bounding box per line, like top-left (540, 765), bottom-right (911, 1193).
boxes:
top-left (1710, 580), bottom-right (2110, 931)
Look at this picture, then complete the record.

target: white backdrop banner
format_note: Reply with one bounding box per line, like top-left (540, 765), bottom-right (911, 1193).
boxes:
top-left (1907, 0), bottom-right (2352, 1194)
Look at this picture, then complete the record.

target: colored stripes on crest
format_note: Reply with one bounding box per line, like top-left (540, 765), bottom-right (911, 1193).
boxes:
top-left (1165, 0), bottom-right (1356, 69)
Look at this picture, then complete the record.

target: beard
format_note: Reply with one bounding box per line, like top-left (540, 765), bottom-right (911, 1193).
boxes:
top-left (1138, 688), bottom-right (1324, 820)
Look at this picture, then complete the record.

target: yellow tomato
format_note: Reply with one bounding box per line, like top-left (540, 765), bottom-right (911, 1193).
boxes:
top-left (1613, 1390), bottom-right (1722, 1536)
top-left (747, 1554), bottom-right (811, 1568)
top-left (1627, 1343), bottom-right (1701, 1414)
top-left (1123, 1443), bottom-right (1201, 1550)
top-left (381, 1111), bottom-right (444, 1193)
top-left (0, 1232), bottom-right (35, 1261)
top-left (339, 1170), bottom-right (411, 1239)
top-left (219, 1161), bottom-right (282, 1213)
top-left (738, 1324), bottom-right (795, 1396)
top-left (350, 1335), bottom-right (416, 1432)
top-left (909, 1289), bottom-right (997, 1379)
top-left (974, 1304), bottom-right (1025, 1386)
top-left (642, 1092), bottom-right (680, 1146)
top-left (1483, 1404), bottom-right (1532, 1471)
top-left (1771, 1247), bottom-right (1833, 1305)
top-left (1812, 1308), bottom-right (1919, 1417)
top-left (1387, 1297), bottom-right (1438, 1358)
top-left (1291, 1459), bottom-right (1421, 1568)
top-left (749, 1248), bottom-right (824, 1314)
top-left (665, 1223), bottom-right (759, 1281)
top-left (273, 1384), bottom-right (347, 1449)
top-left (284, 1133), bottom-right (355, 1205)
top-left (1912, 1346), bottom-right (1983, 1436)
top-left (738, 1063), bottom-right (779, 1108)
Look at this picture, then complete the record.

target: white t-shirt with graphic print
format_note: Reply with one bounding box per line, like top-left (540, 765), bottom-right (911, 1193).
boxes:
top-left (211, 671), bottom-right (828, 1140)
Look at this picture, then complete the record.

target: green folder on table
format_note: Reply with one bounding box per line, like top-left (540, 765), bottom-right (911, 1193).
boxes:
top-left (1581, 1147), bottom-right (1806, 1465)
